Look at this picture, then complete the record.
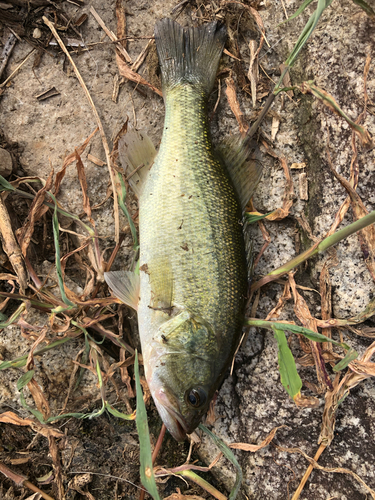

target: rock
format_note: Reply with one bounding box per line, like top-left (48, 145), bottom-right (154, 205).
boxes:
top-left (0, 148), bottom-right (12, 177)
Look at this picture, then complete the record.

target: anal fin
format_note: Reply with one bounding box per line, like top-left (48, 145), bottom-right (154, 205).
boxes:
top-left (105, 270), bottom-right (140, 311)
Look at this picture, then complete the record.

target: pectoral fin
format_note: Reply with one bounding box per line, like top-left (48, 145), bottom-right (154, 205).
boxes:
top-left (140, 256), bottom-right (174, 312)
top-left (104, 270), bottom-right (140, 311)
top-left (118, 130), bottom-right (157, 198)
top-left (217, 135), bottom-right (263, 211)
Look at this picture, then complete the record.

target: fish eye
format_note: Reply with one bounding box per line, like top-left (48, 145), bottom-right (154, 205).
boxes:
top-left (185, 387), bottom-right (207, 408)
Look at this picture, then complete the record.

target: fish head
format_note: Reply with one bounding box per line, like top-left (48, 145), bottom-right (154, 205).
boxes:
top-left (146, 310), bottom-right (221, 441)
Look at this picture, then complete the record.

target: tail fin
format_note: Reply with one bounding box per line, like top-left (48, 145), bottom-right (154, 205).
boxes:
top-left (154, 18), bottom-right (226, 95)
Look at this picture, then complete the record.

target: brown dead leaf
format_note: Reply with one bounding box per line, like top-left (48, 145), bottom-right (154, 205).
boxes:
top-left (27, 378), bottom-right (51, 420)
top-left (87, 154), bottom-right (106, 167)
top-left (289, 273), bottom-right (332, 392)
top-left (0, 411), bottom-right (34, 426)
top-left (10, 457), bottom-right (31, 465)
top-left (54, 127), bottom-right (98, 195)
top-left (26, 327), bottom-right (47, 370)
top-left (248, 39), bottom-right (259, 108)
top-left (225, 74), bottom-right (248, 135)
top-left (17, 168), bottom-right (54, 258)
top-left (0, 198), bottom-right (28, 292)
top-left (293, 392), bottom-right (320, 408)
top-left (116, 52), bottom-right (162, 97)
top-left (265, 279), bottom-right (291, 321)
top-left (119, 349), bottom-right (135, 398)
top-left (230, 425), bottom-right (286, 452)
top-left (319, 341), bottom-right (375, 448)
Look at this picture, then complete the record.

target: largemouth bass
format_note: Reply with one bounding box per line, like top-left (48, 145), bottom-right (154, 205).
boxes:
top-left (105, 18), bottom-right (262, 441)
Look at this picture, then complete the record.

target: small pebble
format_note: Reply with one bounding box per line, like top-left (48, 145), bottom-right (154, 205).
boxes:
top-left (33, 28), bottom-right (42, 39)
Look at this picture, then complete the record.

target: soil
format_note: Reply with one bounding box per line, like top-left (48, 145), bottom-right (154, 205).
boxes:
top-left (0, 0), bottom-right (375, 499)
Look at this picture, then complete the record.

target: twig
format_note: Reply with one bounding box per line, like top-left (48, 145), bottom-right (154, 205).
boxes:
top-left (291, 443), bottom-right (325, 500)
top-left (0, 33), bottom-right (17, 81)
top-left (90, 6), bottom-right (132, 63)
top-left (131, 39), bottom-right (153, 72)
top-left (0, 462), bottom-right (55, 500)
top-left (0, 49), bottom-right (35, 88)
top-left (43, 16), bottom-right (120, 244)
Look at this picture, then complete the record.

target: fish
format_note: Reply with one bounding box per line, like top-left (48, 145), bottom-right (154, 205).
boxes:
top-left (105, 18), bottom-right (262, 441)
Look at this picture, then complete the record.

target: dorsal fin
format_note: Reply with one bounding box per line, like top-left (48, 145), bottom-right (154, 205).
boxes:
top-left (217, 135), bottom-right (263, 211)
top-left (104, 270), bottom-right (140, 311)
top-left (118, 130), bottom-right (156, 198)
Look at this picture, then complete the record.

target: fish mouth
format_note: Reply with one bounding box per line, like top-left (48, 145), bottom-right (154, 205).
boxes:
top-left (152, 387), bottom-right (189, 441)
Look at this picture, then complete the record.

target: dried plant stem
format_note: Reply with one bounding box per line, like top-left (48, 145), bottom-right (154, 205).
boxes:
top-left (0, 49), bottom-right (35, 88)
top-left (0, 462), bottom-right (55, 500)
top-left (176, 469), bottom-right (227, 500)
top-left (43, 16), bottom-right (120, 243)
top-left (291, 443), bottom-right (326, 500)
top-left (24, 479), bottom-right (55, 500)
top-left (152, 424), bottom-right (166, 463)
top-left (90, 6), bottom-right (132, 63)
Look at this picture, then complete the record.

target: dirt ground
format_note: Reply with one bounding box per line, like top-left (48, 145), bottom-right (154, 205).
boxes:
top-left (0, 0), bottom-right (375, 499)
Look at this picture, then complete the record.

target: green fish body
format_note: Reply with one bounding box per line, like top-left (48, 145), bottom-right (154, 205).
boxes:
top-left (106, 19), bottom-right (261, 441)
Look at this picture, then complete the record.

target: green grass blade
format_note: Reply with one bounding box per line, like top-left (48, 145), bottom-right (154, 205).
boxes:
top-left (17, 369), bottom-right (35, 390)
top-left (134, 350), bottom-right (161, 500)
top-left (47, 412), bottom-right (87, 422)
top-left (245, 211), bottom-right (273, 224)
top-left (245, 319), bottom-right (357, 353)
top-left (251, 210), bottom-right (375, 291)
top-left (199, 424), bottom-right (243, 500)
top-left (0, 336), bottom-right (76, 370)
top-left (0, 303), bottom-right (26, 329)
top-left (352, 0), bottom-right (375, 16)
top-left (175, 469), bottom-right (226, 500)
top-left (0, 174), bottom-right (16, 191)
top-left (333, 348), bottom-right (359, 372)
top-left (284, 0), bottom-right (335, 69)
top-left (117, 173), bottom-right (139, 250)
top-left (19, 392), bottom-right (46, 423)
top-left (105, 403), bottom-right (136, 420)
top-left (273, 328), bottom-right (302, 399)
top-left (279, 0), bottom-right (315, 23)
top-left (50, 194), bottom-right (76, 308)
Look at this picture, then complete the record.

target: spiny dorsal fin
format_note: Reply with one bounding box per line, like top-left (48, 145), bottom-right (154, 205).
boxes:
top-left (217, 135), bottom-right (263, 212)
top-left (104, 270), bottom-right (140, 311)
top-left (118, 130), bottom-right (156, 198)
